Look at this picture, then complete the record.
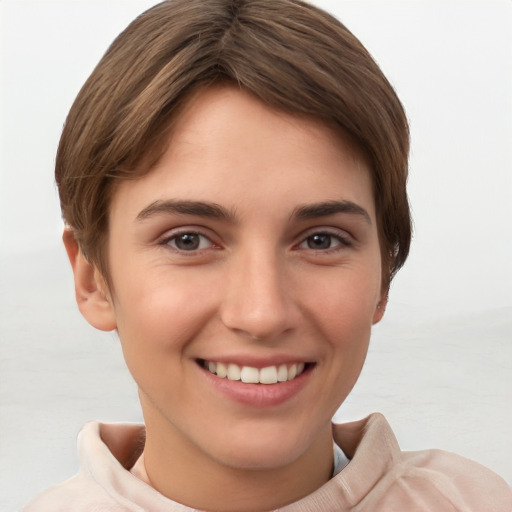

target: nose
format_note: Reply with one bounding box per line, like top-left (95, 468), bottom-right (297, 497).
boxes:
top-left (219, 248), bottom-right (298, 341)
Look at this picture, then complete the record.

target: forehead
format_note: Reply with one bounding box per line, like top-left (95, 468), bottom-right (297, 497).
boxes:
top-left (110, 86), bottom-right (376, 221)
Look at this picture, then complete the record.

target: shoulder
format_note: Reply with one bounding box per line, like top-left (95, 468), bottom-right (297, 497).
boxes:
top-left (331, 413), bottom-right (512, 512)
top-left (21, 474), bottom-right (126, 512)
top-left (384, 447), bottom-right (512, 512)
top-left (21, 421), bottom-right (147, 512)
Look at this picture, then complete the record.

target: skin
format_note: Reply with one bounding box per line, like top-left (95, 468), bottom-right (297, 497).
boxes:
top-left (65, 86), bottom-right (387, 512)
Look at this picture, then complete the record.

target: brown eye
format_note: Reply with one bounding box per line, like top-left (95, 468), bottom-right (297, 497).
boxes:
top-left (306, 234), bottom-right (333, 249)
top-left (167, 233), bottom-right (212, 251)
top-left (298, 231), bottom-right (351, 251)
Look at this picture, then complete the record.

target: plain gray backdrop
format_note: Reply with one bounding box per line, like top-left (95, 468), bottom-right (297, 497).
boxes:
top-left (1, 1), bottom-right (511, 510)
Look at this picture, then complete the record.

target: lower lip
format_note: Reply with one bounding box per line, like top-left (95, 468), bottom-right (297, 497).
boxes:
top-left (198, 364), bottom-right (313, 408)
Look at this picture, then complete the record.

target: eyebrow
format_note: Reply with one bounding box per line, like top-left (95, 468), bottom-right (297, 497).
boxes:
top-left (292, 200), bottom-right (371, 224)
top-left (136, 198), bottom-right (371, 225)
top-left (136, 200), bottom-right (235, 221)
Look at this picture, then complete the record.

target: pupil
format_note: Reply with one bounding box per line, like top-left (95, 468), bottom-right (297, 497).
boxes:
top-left (177, 233), bottom-right (199, 250)
top-left (308, 234), bottom-right (330, 249)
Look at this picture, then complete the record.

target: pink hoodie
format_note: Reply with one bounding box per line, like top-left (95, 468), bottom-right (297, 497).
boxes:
top-left (22, 413), bottom-right (512, 511)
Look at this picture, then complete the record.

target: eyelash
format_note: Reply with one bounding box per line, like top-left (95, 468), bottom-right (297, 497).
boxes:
top-left (160, 228), bottom-right (352, 255)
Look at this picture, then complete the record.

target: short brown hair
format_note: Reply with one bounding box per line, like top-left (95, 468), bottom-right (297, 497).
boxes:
top-left (56, 0), bottom-right (411, 290)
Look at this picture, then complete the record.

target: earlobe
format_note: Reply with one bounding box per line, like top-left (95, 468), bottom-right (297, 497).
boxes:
top-left (372, 293), bottom-right (388, 325)
top-left (63, 229), bottom-right (117, 332)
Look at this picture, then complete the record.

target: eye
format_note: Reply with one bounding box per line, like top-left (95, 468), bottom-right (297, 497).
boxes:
top-left (298, 232), bottom-right (350, 251)
top-left (166, 232), bottom-right (213, 251)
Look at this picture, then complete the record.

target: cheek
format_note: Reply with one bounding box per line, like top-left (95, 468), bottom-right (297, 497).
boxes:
top-left (304, 269), bottom-right (379, 384)
top-left (307, 267), bottom-right (381, 332)
top-left (112, 271), bottom-right (217, 365)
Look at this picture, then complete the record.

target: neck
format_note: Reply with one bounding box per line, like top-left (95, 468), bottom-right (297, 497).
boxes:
top-left (141, 403), bottom-right (334, 511)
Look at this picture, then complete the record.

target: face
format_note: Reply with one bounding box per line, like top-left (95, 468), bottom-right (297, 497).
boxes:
top-left (93, 87), bottom-right (385, 471)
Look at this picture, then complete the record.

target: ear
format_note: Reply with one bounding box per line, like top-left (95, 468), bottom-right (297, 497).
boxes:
top-left (372, 291), bottom-right (388, 325)
top-left (63, 229), bottom-right (117, 331)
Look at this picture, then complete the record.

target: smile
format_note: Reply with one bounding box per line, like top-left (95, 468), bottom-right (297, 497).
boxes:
top-left (201, 360), bottom-right (307, 384)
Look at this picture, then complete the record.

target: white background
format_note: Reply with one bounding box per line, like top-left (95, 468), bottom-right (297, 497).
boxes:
top-left (1, 1), bottom-right (511, 510)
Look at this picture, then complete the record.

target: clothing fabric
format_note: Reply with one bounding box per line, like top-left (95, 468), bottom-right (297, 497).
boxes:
top-left (332, 442), bottom-right (349, 477)
top-left (22, 413), bottom-right (512, 512)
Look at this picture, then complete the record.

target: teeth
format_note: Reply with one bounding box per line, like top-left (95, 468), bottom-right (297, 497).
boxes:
top-left (227, 363), bottom-right (241, 381)
top-left (277, 364), bottom-right (288, 382)
top-left (216, 362), bottom-right (228, 378)
top-left (259, 366), bottom-right (278, 385)
top-left (240, 366), bottom-right (259, 383)
top-left (204, 361), bottom-right (307, 384)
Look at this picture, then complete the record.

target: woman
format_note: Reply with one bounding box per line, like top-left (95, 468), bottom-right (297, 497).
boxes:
top-left (22, 0), bottom-right (511, 510)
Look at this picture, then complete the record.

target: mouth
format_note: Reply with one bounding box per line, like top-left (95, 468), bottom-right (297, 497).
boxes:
top-left (198, 359), bottom-right (310, 384)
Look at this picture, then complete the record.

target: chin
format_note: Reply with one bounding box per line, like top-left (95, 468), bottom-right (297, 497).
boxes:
top-left (205, 421), bottom-right (320, 471)
top-left (216, 444), bottom-right (304, 472)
